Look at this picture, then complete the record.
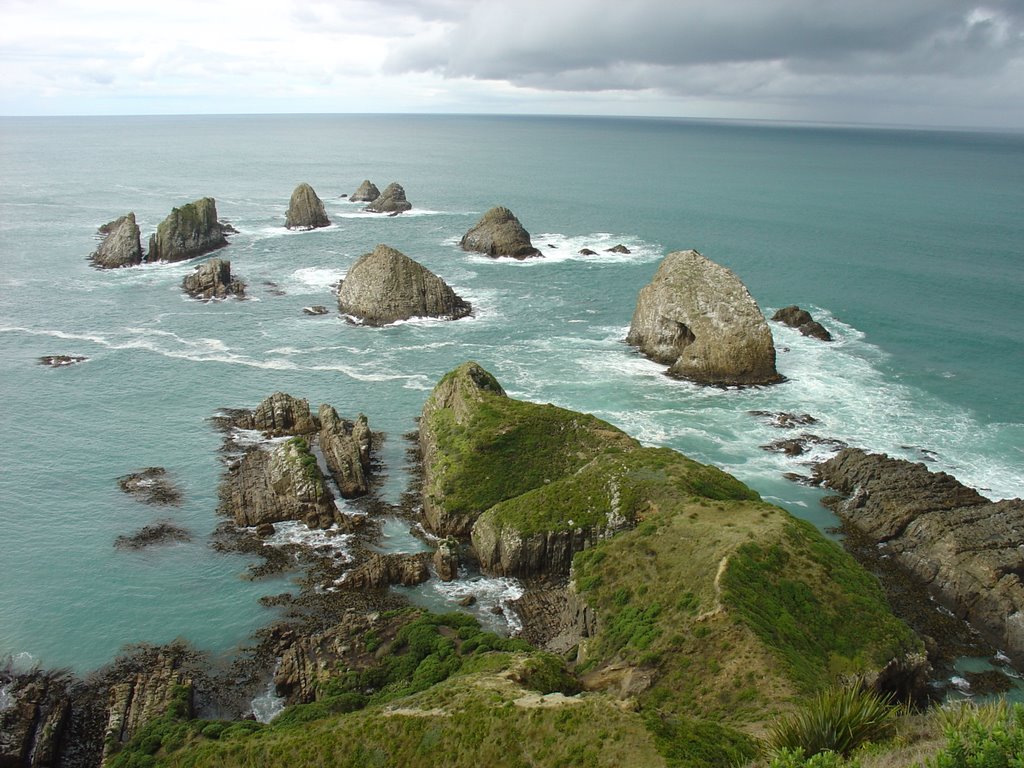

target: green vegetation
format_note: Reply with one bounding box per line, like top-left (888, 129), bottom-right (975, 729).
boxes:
top-left (929, 701), bottom-right (1024, 768)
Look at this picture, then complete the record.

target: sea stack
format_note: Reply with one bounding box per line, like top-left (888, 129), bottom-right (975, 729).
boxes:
top-left (350, 180), bottom-right (380, 203)
top-left (285, 183), bottom-right (330, 230)
top-left (182, 258), bottom-right (245, 300)
top-left (337, 244), bottom-right (471, 326)
top-left (89, 213), bottom-right (143, 268)
top-left (772, 305), bottom-right (833, 341)
top-left (627, 250), bottom-right (782, 386)
top-left (364, 182), bottom-right (411, 213)
top-left (459, 206), bottom-right (542, 259)
top-left (146, 197), bottom-right (229, 263)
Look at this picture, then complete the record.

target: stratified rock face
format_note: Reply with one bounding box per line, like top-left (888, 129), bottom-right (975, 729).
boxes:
top-left (626, 250), bottom-right (782, 386)
top-left (182, 258), bottom-right (245, 300)
top-left (340, 553), bottom-right (431, 590)
top-left (459, 206), bottom-right (542, 259)
top-left (0, 671), bottom-right (71, 767)
top-left (816, 448), bottom-right (1024, 663)
top-left (364, 182), bottom-right (411, 213)
top-left (337, 244), bottom-right (471, 326)
top-left (146, 197), bottom-right (229, 263)
top-left (350, 179), bottom-right (380, 202)
top-left (318, 404), bottom-right (371, 498)
top-left (90, 213), bottom-right (143, 268)
top-left (772, 305), bottom-right (832, 341)
top-left (285, 182), bottom-right (330, 230)
top-left (235, 392), bottom-right (318, 436)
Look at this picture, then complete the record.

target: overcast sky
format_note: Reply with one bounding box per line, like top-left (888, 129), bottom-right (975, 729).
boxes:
top-left (3, 0), bottom-right (1023, 128)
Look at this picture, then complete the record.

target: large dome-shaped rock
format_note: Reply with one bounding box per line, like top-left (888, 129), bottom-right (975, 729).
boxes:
top-left (364, 182), bottom-right (411, 213)
top-left (90, 213), bottom-right (143, 268)
top-left (182, 258), bottom-right (245, 300)
top-left (285, 183), bottom-right (330, 230)
top-left (350, 180), bottom-right (380, 203)
top-left (626, 250), bottom-right (782, 386)
top-left (146, 197), bottom-right (229, 263)
top-left (337, 244), bottom-right (471, 326)
top-left (459, 206), bottom-right (542, 260)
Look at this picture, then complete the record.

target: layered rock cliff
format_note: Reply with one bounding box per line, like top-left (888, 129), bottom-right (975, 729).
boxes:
top-left (815, 447), bottom-right (1024, 662)
top-left (337, 244), bottom-right (471, 326)
top-left (89, 213), bottom-right (143, 268)
top-left (459, 206), bottom-right (542, 259)
top-left (182, 258), bottom-right (245, 300)
top-left (626, 249), bottom-right (782, 386)
top-left (363, 182), bottom-right (411, 213)
top-left (285, 183), bottom-right (330, 230)
top-left (146, 197), bottom-right (230, 263)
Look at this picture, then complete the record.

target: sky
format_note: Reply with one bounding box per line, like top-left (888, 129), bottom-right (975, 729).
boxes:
top-left (3, 0), bottom-right (1024, 129)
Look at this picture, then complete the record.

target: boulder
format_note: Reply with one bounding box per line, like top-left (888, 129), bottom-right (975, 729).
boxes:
top-left (815, 447), bottom-right (1024, 663)
top-left (459, 206), bottom-right (542, 259)
top-left (626, 250), bottom-right (782, 386)
top-left (318, 404), bottom-right (371, 498)
top-left (772, 305), bottom-right (833, 341)
top-left (364, 182), bottom-right (411, 213)
top-left (302, 305), bottom-right (330, 316)
top-left (337, 244), bottom-right (471, 326)
top-left (285, 182), bottom-right (330, 230)
top-left (607, 244), bottom-right (631, 254)
top-left (90, 213), bottom-right (143, 268)
top-left (146, 197), bottom-right (230, 263)
top-left (182, 258), bottom-right (245, 300)
top-left (579, 248), bottom-right (597, 256)
top-left (350, 180), bottom-right (380, 202)
top-left (233, 392), bottom-right (318, 436)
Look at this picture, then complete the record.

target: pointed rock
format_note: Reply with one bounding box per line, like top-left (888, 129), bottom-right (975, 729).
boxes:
top-left (364, 182), bottom-right (411, 213)
top-left (460, 206), bottom-right (542, 259)
top-left (90, 213), bottom-right (143, 268)
top-left (285, 183), bottom-right (330, 230)
top-left (350, 179), bottom-right (380, 202)
top-left (318, 404), bottom-right (371, 498)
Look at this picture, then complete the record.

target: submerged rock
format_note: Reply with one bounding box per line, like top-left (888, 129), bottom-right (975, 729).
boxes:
top-left (337, 244), bottom-right (471, 326)
top-left (815, 447), bottom-right (1024, 663)
top-left (182, 257), bottom-right (245, 300)
top-left (350, 179), bottom-right (380, 202)
top-left (114, 522), bottom-right (192, 550)
top-left (459, 206), bottom-right (542, 259)
top-left (285, 182), bottom-right (330, 230)
top-left (90, 212), bottom-right (143, 268)
top-left (118, 467), bottom-right (183, 505)
top-left (364, 182), bottom-right (411, 213)
top-left (146, 197), bottom-right (230, 263)
top-left (626, 250), bottom-right (782, 386)
top-left (772, 305), bottom-right (833, 341)
top-left (38, 355), bottom-right (87, 367)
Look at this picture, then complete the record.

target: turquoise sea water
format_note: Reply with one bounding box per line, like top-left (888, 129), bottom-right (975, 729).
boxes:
top-left (0, 114), bottom-right (1021, 674)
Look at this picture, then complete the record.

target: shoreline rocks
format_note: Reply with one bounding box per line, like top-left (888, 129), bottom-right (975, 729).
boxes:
top-left (182, 257), bottom-right (246, 300)
top-left (285, 183), bottom-right (330, 230)
top-left (626, 249), bottom-right (782, 386)
top-left (772, 305), bottom-right (832, 341)
top-left (364, 182), bottom-right (411, 213)
top-left (147, 197), bottom-right (230, 263)
top-left (337, 244), bottom-right (471, 326)
top-left (89, 213), bottom-right (143, 268)
top-left (460, 206), bottom-right (542, 259)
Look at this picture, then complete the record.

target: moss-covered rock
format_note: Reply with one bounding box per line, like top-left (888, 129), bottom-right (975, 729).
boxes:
top-left (146, 197), bottom-right (230, 263)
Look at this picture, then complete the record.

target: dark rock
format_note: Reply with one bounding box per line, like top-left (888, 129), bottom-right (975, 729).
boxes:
top-left (761, 434), bottom-right (847, 457)
top-left (749, 410), bottom-right (820, 429)
top-left (459, 206), bottom-right (542, 259)
top-left (606, 244), bottom-right (631, 254)
top-left (114, 522), bottom-right (192, 550)
top-left (772, 305), bottom-right (833, 341)
top-left (90, 213), bottom-right (143, 268)
top-left (303, 305), bottom-right (329, 316)
top-left (146, 197), bottom-right (230, 263)
top-left (182, 257), bottom-right (245, 300)
top-left (38, 355), bottom-right (87, 367)
top-left (318, 404), bottom-right (371, 498)
top-left (337, 244), bottom-right (471, 326)
top-left (118, 467), bottom-right (183, 505)
top-left (0, 670), bottom-right (72, 767)
top-left (255, 523), bottom-right (276, 537)
top-left (233, 392), bottom-right (318, 437)
top-left (285, 183), bottom-right (330, 230)
top-left (350, 180), bottom-right (380, 203)
top-left (799, 320), bottom-right (833, 341)
top-left (364, 182), bottom-right (411, 213)
top-left (578, 248), bottom-right (597, 256)
top-left (456, 595), bottom-right (476, 607)
top-left (627, 250), bottom-right (782, 386)
top-left (961, 669), bottom-right (1013, 696)
top-left (340, 553), bottom-right (431, 590)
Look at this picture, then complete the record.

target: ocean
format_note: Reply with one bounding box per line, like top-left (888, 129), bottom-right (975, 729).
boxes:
top-left (0, 114), bottom-right (1021, 675)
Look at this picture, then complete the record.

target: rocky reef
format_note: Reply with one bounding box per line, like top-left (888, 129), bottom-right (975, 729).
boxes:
top-left (772, 304), bottom-right (832, 341)
top-left (118, 467), bottom-right (182, 506)
top-left (459, 206), bottom-right (542, 259)
top-left (89, 213), bottom-right (143, 269)
top-left (815, 447), bottom-right (1024, 663)
top-left (363, 182), bottom-right (411, 213)
top-left (285, 183), bottom-right (330, 230)
top-left (146, 197), bottom-right (230, 263)
top-left (38, 355), bottom-right (87, 368)
top-left (182, 258), bottom-right (246, 300)
top-left (336, 244), bottom-right (471, 326)
top-left (626, 249), bottom-right (782, 386)
top-left (349, 179), bottom-right (380, 202)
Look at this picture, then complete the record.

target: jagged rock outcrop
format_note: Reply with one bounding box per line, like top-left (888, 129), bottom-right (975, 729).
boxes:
top-left (513, 584), bottom-right (600, 655)
top-left (233, 392), bottom-right (318, 436)
top-left (459, 206), bottom-right (542, 259)
top-left (815, 447), bottom-right (1024, 663)
top-left (146, 197), bottom-right (230, 263)
top-left (285, 183), bottom-right (330, 230)
top-left (118, 467), bottom-right (183, 505)
top-left (89, 213), bottom-right (143, 268)
top-left (340, 553), bottom-right (431, 590)
top-left (219, 437), bottom-right (337, 529)
top-left (337, 244), bottom-right (471, 326)
top-left (432, 539), bottom-right (460, 581)
top-left (0, 670), bottom-right (72, 767)
top-left (772, 305), bottom-right (832, 341)
top-left (626, 250), bottom-right (782, 386)
top-left (350, 180), bottom-right (380, 203)
top-left (182, 257), bottom-right (245, 300)
top-left (318, 404), bottom-right (371, 498)
top-left (364, 182), bottom-right (411, 213)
